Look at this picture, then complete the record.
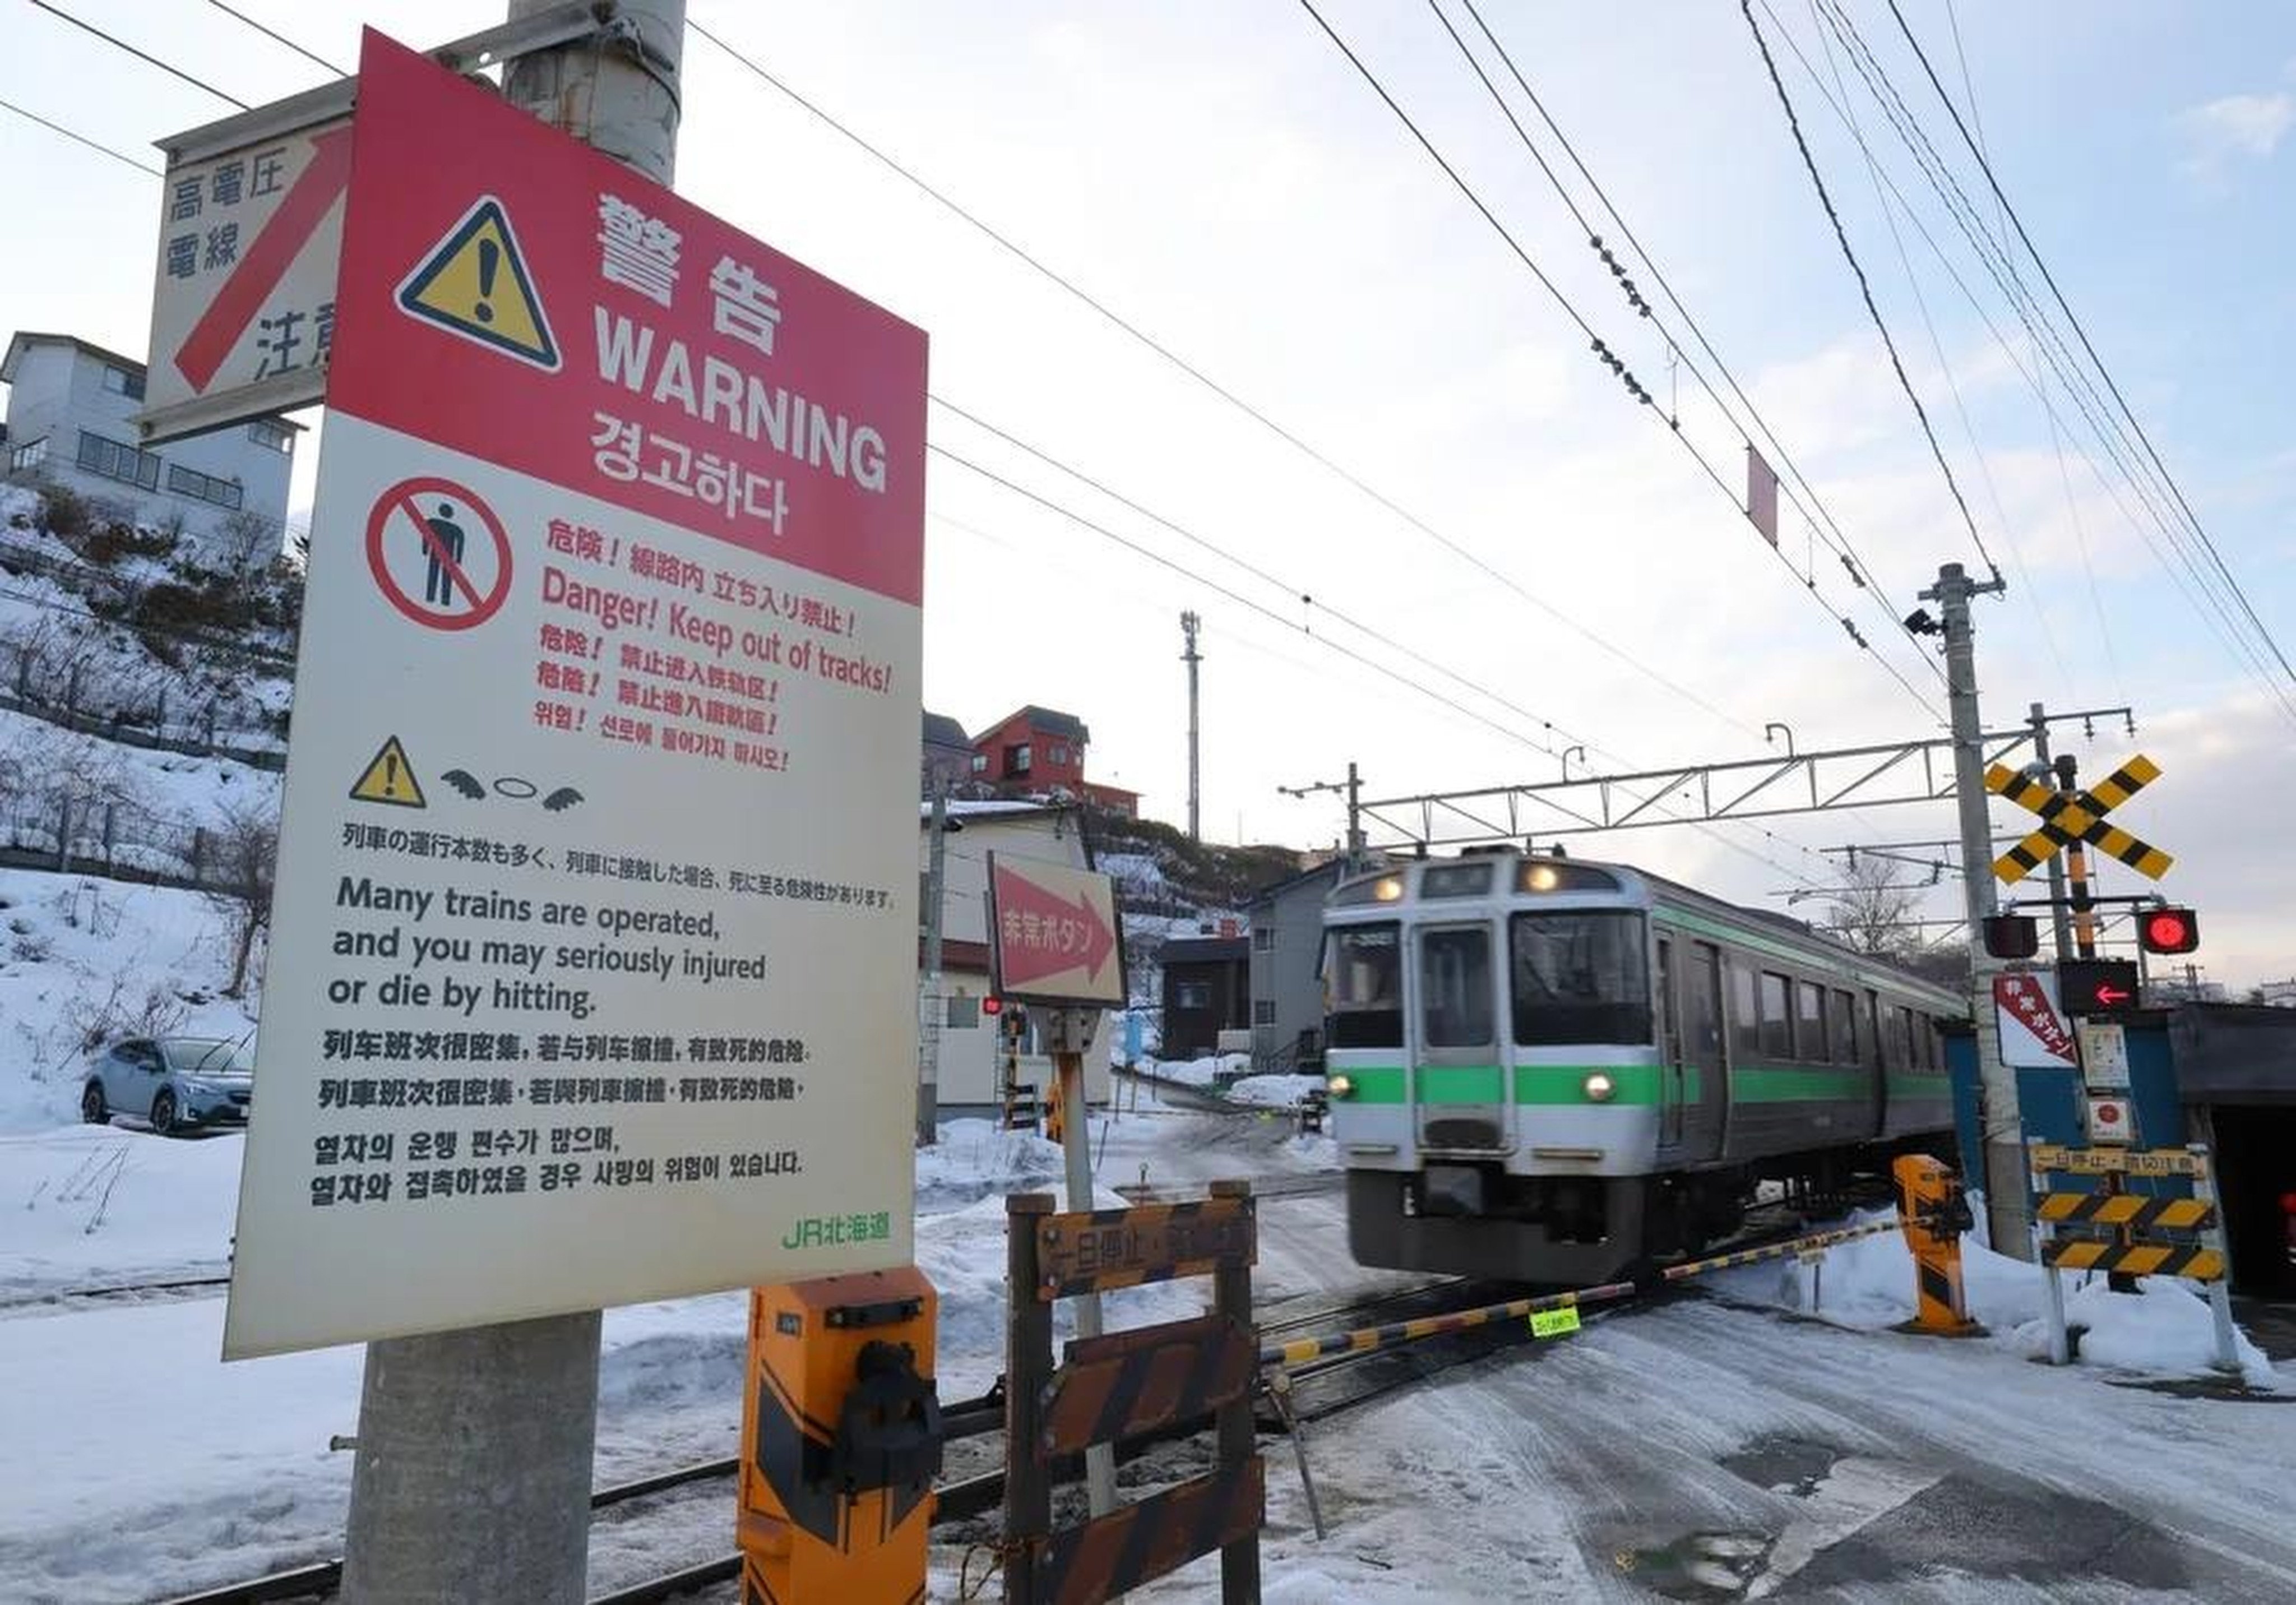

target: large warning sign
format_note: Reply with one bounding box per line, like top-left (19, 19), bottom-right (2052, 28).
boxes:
top-left (226, 32), bottom-right (928, 1358)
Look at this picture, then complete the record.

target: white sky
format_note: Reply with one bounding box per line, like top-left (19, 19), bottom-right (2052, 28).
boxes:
top-left (5, 1), bottom-right (2294, 986)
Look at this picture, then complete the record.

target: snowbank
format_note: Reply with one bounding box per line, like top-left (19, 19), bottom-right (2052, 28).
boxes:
top-left (915, 1117), bottom-right (1068, 1210)
top-left (1143, 1051), bottom-right (1251, 1089)
top-left (1, 1125), bottom-right (243, 1294)
top-left (1715, 1208), bottom-right (2275, 1388)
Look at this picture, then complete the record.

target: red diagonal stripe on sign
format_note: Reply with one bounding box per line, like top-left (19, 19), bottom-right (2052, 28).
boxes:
top-left (392, 491), bottom-right (484, 613)
top-left (173, 126), bottom-right (353, 394)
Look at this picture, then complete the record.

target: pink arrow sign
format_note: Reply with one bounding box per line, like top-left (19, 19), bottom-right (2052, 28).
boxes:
top-left (990, 858), bottom-right (1120, 1001)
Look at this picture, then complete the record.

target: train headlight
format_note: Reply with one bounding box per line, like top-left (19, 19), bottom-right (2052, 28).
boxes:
top-left (1328, 1074), bottom-right (1357, 1100)
top-left (1582, 1071), bottom-right (1617, 1103)
top-left (1525, 863), bottom-right (1560, 892)
top-left (1372, 876), bottom-right (1405, 903)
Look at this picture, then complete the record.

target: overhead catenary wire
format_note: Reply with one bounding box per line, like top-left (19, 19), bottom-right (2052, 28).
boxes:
top-left (683, 15), bottom-right (1841, 742)
top-left (1880, 0), bottom-right (2296, 701)
top-left (1295, 0), bottom-right (1940, 722)
top-left (1756, 1), bottom-right (2296, 725)
top-left (1437, 0), bottom-right (1938, 686)
top-left (197, 0), bottom-right (348, 77)
top-left (1737, 0), bottom-right (1998, 591)
top-left (24, 0), bottom-right (250, 109)
top-left (0, 94), bottom-right (163, 177)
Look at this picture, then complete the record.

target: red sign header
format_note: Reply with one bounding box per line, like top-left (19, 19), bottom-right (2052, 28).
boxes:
top-left (332, 33), bottom-right (927, 606)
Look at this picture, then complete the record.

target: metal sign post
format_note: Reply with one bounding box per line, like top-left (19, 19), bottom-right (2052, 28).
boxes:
top-left (984, 854), bottom-right (1126, 1523)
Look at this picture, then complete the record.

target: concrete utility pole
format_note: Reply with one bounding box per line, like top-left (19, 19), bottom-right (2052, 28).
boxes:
top-left (1919, 561), bottom-right (2031, 1262)
top-left (341, 9), bottom-right (686, 1602)
top-left (917, 783), bottom-right (951, 1146)
top-left (1181, 610), bottom-right (1202, 840)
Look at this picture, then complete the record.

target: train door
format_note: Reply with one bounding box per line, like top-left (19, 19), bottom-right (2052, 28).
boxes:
top-left (1678, 942), bottom-right (1728, 1160)
top-left (1655, 937), bottom-right (1686, 1149)
top-left (1412, 922), bottom-right (1508, 1153)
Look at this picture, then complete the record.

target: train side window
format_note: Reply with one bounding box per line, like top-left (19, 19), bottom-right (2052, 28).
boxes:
top-left (1730, 961), bottom-right (1761, 1060)
top-left (1422, 926), bottom-right (1494, 1048)
top-left (1759, 972), bottom-right (1793, 1060)
top-left (1832, 989), bottom-right (1860, 1065)
top-left (1796, 982), bottom-right (1826, 1064)
top-left (1324, 923), bottom-right (1404, 1049)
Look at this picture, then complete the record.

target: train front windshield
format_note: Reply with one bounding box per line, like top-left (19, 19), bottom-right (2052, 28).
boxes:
top-left (1509, 911), bottom-right (1652, 1046)
top-left (1325, 923), bottom-right (1402, 1048)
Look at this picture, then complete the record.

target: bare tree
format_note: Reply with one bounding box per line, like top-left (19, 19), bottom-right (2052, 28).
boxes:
top-left (210, 508), bottom-right (280, 575)
top-left (1821, 855), bottom-right (1927, 960)
top-left (201, 800), bottom-right (278, 998)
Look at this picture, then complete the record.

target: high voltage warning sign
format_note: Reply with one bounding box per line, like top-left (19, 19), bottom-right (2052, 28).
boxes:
top-left (349, 736), bottom-right (425, 808)
top-left (1985, 754), bottom-right (2174, 884)
top-left (394, 196), bottom-right (559, 370)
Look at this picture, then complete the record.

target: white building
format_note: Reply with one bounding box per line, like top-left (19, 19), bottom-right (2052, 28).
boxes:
top-left (1, 331), bottom-right (299, 563)
top-left (920, 799), bottom-right (1113, 1116)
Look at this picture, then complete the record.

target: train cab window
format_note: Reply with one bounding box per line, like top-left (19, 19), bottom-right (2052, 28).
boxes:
top-left (1832, 989), bottom-right (1860, 1064)
top-left (1420, 927), bottom-right (1494, 1047)
top-left (1758, 972), bottom-right (1793, 1059)
top-left (1324, 924), bottom-right (1404, 1048)
top-left (1509, 911), bottom-right (1650, 1046)
top-left (1796, 982), bottom-right (1826, 1063)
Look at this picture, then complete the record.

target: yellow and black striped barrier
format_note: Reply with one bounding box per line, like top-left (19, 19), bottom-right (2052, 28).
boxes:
top-left (1256, 1217), bottom-right (1901, 1372)
top-left (2035, 1192), bottom-right (2215, 1232)
top-left (2042, 1239), bottom-right (2225, 1280)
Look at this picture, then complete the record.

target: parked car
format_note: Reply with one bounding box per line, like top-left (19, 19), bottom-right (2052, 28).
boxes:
top-left (82, 1036), bottom-right (255, 1136)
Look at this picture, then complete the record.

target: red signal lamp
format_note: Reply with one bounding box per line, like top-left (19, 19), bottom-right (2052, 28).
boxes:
top-left (2138, 906), bottom-right (2200, 955)
top-left (981, 996), bottom-right (1003, 1016)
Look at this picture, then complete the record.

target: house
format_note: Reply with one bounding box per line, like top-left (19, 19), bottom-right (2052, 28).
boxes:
top-left (969, 705), bottom-right (1140, 817)
top-left (918, 799), bottom-right (1112, 1116)
top-left (920, 710), bottom-right (973, 794)
top-left (1246, 859), bottom-right (1359, 1071)
top-left (1, 331), bottom-right (299, 565)
top-left (1158, 935), bottom-right (1250, 1059)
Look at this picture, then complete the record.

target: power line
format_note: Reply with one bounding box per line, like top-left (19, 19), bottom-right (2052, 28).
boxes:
top-left (1881, 0), bottom-right (2296, 698)
top-left (1442, 0), bottom-right (1935, 682)
top-left (198, 0), bottom-right (346, 77)
top-left (24, 0), bottom-right (249, 109)
top-left (1760, 1), bottom-right (2296, 724)
top-left (1297, 0), bottom-right (1940, 720)
top-left (684, 15), bottom-right (1821, 739)
top-left (0, 94), bottom-right (162, 177)
top-left (1738, 0), bottom-right (1998, 590)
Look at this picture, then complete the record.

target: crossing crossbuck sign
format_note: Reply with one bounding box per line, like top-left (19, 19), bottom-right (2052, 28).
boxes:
top-left (1984, 754), bottom-right (2174, 885)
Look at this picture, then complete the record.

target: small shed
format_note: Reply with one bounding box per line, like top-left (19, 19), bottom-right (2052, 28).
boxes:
top-left (1159, 936), bottom-right (1249, 1060)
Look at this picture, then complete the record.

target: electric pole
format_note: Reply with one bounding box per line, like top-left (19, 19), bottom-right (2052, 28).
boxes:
top-left (917, 782), bottom-right (951, 1146)
top-left (341, 8), bottom-right (686, 1602)
top-left (1279, 762), bottom-right (1365, 868)
top-left (1918, 560), bottom-right (2031, 1262)
top-left (1181, 610), bottom-right (1202, 840)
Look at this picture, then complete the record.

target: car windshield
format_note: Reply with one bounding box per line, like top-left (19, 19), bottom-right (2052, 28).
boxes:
top-left (162, 1039), bottom-right (255, 1075)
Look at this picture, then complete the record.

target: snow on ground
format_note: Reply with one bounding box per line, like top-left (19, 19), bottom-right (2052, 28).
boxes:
top-left (1, 869), bottom-right (257, 1132)
top-left (0, 705), bottom-right (282, 824)
top-left (1228, 1072), bottom-right (1325, 1108)
top-left (1710, 1207), bottom-right (2278, 1388)
top-left (1138, 1051), bottom-right (1251, 1089)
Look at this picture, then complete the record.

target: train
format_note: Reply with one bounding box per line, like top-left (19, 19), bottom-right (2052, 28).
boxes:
top-left (1322, 847), bottom-right (1967, 1284)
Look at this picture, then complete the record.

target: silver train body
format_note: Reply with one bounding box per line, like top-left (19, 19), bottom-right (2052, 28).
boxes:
top-left (1323, 849), bottom-right (1966, 1283)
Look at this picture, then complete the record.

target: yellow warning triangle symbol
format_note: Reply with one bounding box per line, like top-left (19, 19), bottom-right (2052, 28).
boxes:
top-left (394, 196), bottom-right (560, 371)
top-left (350, 736), bottom-right (427, 809)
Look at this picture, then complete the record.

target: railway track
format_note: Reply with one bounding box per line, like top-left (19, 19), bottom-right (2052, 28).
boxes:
top-left (0, 1272), bottom-right (232, 1316)
top-left (156, 1209), bottom-right (1881, 1605)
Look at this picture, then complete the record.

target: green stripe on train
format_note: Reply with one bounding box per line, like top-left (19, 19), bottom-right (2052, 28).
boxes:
top-left (1337, 1062), bottom-right (1936, 1108)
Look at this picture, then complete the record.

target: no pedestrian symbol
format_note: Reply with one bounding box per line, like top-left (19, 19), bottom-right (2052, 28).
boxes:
top-left (364, 476), bottom-right (511, 631)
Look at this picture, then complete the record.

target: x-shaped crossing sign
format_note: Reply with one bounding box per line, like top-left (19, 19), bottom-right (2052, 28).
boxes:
top-left (1985, 754), bottom-right (2174, 885)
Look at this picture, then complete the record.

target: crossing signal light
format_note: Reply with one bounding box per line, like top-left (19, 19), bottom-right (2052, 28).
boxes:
top-left (1982, 914), bottom-right (2039, 960)
top-left (981, 996), bottom-right (1003, 1016)
top-left (2139, 906), bottom-right (2200, 955)
top-left (2059, 958), bottom-right (2141, 1015)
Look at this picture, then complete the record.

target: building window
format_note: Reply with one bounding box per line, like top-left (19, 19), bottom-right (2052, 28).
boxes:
top-left (1252, 926), bottom-right (1275, 952)
top-left (1049, 743), bottom-right (1068, 765)
top-left (166, 463), bottom-right (243, 509)
top-left (8, 437), bottom-right (47, 473)
top-left (944, 995), bottom-right (980, 1029)
top-left (1175, 979), bottom-right (1211, 1010)
top-left (1252, 999), bottom-right (1276, 1025)
top-left (76, 430), bottom-right (161, 491)
top-left (100, 364), bottom-right (146, 401)
top-left (247, 419), bottom-right (293, 453)
top-left (969, 752), bottom-right (987, 774)
top-left (1007, 742), bottom-right (1032, 776)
